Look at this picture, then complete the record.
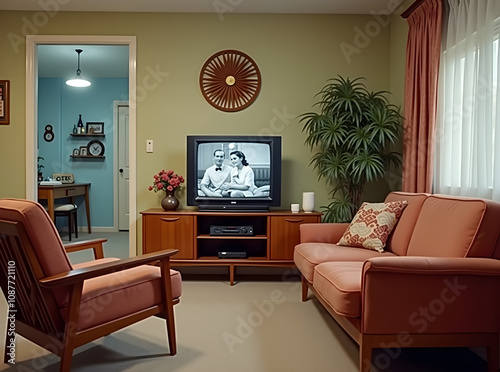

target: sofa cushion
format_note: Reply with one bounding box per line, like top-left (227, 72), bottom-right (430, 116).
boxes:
top-left (337, 201), bottom-right (408, 252)
top-left (313, 261), bottom-right (364, 318)
top-left (407, 195), bottom-right (498, 257)
top-left (294, 243), bottom-right (395, 282)
top-left (383, 192), bottom-right (429, 256)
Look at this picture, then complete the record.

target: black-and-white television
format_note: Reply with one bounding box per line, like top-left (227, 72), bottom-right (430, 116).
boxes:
top-left (186, 135), bottom-right (282, 211)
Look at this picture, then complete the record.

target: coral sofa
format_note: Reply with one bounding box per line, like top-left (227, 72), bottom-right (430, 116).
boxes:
top-left (294, 192), bottom-right (500, 372)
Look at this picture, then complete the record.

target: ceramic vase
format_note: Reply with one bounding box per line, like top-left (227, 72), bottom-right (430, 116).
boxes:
top-left (161, 189), bottom-right (179, 211)
top-left (302, 192), bottom-right (315, 213)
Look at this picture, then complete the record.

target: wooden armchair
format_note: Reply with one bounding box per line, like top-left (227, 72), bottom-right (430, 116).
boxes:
top-left (0, 198), bottom-right (182, 372)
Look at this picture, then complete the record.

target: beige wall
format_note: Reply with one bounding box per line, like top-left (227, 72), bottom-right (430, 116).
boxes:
top-left (387, 12), bottom-right (410, 192)
top-left (0, 10), bottom-right (408, 247)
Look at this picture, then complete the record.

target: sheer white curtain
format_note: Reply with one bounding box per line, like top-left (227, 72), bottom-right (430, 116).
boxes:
top-left (434, 0), bottom-right (500, 200)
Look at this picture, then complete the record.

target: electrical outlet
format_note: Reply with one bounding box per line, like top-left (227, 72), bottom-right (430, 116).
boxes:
top-left (146, 140), bottom-right (153, 153)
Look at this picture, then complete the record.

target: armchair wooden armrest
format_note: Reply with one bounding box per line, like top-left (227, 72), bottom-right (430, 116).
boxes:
top-left (40, 249), bottom-right (179, 288)
top-left (64, 238), bottom-right (108, 259)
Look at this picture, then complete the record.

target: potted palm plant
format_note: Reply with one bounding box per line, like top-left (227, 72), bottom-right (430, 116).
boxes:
top-left (299, 76), bottom-right (403, 222)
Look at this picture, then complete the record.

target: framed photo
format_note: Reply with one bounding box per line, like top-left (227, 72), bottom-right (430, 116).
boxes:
top-left (0, 80), bottom-right (10, 125)
top-left (86, 122), bottom-right (104, 134)
top-left (79, 146), bottom-right (88, 156)
top-left (72, 148), bottom-right (79, 156)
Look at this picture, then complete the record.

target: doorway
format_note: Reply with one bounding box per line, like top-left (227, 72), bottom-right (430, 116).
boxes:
top-left (115, 101), bottom-right (130, 230)
top-left (26, 35), bottom-right (137, 257)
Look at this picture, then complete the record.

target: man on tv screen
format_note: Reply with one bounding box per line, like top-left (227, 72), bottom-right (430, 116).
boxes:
top-left (199, 149), bottom-right (231, 197)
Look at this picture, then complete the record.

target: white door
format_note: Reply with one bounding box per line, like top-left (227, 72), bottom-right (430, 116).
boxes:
top-left (118, 104), bottom-right (130, 230)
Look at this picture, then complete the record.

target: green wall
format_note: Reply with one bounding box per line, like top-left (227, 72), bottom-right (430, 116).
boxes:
top-left (0, 10), bottom-right (408, 248)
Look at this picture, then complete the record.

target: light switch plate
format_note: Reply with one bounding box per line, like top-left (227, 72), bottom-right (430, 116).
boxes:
top-left (146, 140), bottom-right (153, 153)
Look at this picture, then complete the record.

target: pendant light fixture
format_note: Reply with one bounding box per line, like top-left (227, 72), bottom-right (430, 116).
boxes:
top-left (66, 49), bottom-right (91, 87)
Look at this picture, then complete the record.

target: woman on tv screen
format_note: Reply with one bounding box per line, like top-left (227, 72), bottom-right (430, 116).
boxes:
top-left (221, 150), bottom-right (256, 197)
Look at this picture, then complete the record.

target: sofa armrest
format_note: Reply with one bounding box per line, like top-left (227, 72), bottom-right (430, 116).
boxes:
top-left (360, 256), bottom-right (500, 334)
top-left (300, 223), bottom-right (349, 244)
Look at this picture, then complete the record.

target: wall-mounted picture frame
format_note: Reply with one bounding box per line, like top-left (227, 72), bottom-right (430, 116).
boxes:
top-left (79, 146), bottom-right (88, 156)
top-left (73, 148), bottom-right (79, 156)
top-left (86, 122), bottom-right (104, 134)
top-left (0, 80), bottom-right (10, 125)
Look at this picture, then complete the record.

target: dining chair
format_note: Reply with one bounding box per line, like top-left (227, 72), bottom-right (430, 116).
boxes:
top-left (52, 203), bottom-right (78, 241)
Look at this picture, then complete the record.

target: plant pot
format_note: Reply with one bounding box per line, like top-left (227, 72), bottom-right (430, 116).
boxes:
top-left (161, 189), bottom-right (179, 211)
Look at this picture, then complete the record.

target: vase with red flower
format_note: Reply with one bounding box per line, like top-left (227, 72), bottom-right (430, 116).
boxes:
top-left (161, 189), bottom-right (179, 211)
top-left (148, 169), bottom-right (185, 211)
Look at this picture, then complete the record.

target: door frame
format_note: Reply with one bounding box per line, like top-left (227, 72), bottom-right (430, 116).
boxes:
top-left (113, 100), bottom-right (129, 231)
top-left (25, 35), bottom-right (137, 257)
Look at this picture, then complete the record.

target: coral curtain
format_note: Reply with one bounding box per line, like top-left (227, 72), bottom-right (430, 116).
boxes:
top-left (434, 0), bottom-right (500, 201)
top-left (402, 0), bottom-right (443, 192)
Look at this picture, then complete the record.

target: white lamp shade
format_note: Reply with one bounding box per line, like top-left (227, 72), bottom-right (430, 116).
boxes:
top-left (66, 49), bottom-right (91, 87)
top-left (66, 77), bottom-right (91, 87)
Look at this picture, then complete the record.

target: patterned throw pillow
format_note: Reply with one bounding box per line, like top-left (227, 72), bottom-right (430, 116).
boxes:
top-left (337, 201), bottom-right (408, 252)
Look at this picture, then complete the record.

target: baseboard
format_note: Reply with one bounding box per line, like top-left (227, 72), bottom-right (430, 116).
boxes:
top-left (60, 226), bottom-right (118, 233)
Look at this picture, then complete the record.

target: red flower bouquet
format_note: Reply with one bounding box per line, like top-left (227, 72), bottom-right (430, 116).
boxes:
top-left (148, 170), bottom-right (185, 193)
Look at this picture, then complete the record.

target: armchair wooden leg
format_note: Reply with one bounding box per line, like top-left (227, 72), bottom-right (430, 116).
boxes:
top-left (59, 341), bottom-right (76, 372)
top-left (159, 260), bottom-right (177, 356)
top-left (59, 282), bottom-right (83, 372)
top-left (301, 276), bottom-right (308, 302)
top-left (165, 305), bottom-right (177, 356)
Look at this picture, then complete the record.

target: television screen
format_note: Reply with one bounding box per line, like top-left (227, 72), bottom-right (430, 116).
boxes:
top-left (187, 136), bottom-right (281, 211)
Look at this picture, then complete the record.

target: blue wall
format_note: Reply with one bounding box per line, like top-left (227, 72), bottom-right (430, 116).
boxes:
top-left (38, 78), bottom-right (128, 228)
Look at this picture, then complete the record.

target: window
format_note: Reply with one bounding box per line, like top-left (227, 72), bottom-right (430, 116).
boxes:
top-left (434, 0), bottom-right (500, 200)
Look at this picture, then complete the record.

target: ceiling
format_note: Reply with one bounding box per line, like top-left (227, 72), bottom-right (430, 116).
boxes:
top-left (19, 0), bottom-right (411, 80)
top-left (38, 45), bottom-right (129, 79)
top-left (1, 0), bottom-right (410, 15)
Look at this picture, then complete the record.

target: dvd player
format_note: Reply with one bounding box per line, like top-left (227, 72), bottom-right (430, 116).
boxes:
top-left (210, 225), bottom-right (254, 236)
top-left (218, 251), bottom-right (247, 259)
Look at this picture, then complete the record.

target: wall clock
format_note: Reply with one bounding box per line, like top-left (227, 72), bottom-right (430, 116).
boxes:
top-left (44, 124), bottom-right (54, 142)
top-left (87, 140), bottom-right (105, 156)
top-left (199, 50), bottom-right (261, 112)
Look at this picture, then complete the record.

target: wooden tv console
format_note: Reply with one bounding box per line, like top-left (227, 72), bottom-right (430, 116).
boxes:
top-left (141, 209), bottom-right (321, 285)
